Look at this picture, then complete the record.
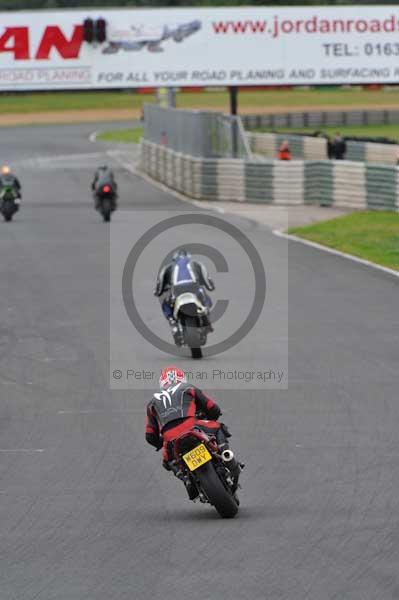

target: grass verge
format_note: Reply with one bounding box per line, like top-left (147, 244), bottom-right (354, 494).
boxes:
top-left (3, 88), bottom-right (399, 114)
top-left (176, 88), bottom-right (399, 111)
top-left (288, 211), bottom-right (399, 271)
top-left (97, 127), bottom-right (143, 143)
top-left (0, 92), bottom-right (153, 114)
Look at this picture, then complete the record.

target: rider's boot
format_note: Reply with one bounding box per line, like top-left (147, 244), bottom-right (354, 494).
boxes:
top-left (169, 461), bottom-right (199, 500)
top-left (169, 317), bottom-right (183, 345)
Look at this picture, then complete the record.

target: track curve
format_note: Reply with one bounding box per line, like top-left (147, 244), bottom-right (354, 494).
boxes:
top-left (0, 123), bottom-right (398, 600)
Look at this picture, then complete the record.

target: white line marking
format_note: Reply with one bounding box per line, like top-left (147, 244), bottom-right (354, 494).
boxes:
top-left (89, 131), bottom-right (98, 143)
top-left (41, 357), bottom-right (75, 363)
top-left (110, 147), bottom-right (398, 279)
top-left (274, 229), bottom-right (399, 279)
top-left (111, 147), bottom-right (399, 279)
top-left (15, 151), bottom-right (108, 170)
top-left (35, 151), bottom-right (106, 163)
top-left (0, 449), bottom-right (45, 453)
top-left (192, 201), bottom-right (225, 214)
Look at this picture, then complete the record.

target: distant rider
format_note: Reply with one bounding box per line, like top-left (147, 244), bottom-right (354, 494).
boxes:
top-left (91, 165), bottom-right (118, 210)
top-left (0, 165), bottom-right (21, 209)
top-left (145, 366), bottom-right (235, 500)
top-left (154, 249), bottom-right (215, 340)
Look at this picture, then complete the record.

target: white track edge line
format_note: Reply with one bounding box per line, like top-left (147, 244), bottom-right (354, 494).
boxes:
top-left (107, 147), bottom-right (398, 279)
top-left (273, 229), bottom-right (399, 279)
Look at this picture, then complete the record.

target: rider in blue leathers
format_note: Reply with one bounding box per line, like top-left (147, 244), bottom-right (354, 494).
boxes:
top-left (154, 249), bottom-right (214, 337)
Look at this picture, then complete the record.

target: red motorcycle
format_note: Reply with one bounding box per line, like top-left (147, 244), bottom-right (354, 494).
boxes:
top-left (169, 426), bottom-right (243, 518)
top-left (94, 183), bottom-right (117, 222)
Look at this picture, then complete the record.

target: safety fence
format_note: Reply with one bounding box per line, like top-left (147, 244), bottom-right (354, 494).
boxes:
top-left (242, 109), bottom-right (399, 131)
top-left (140, 139), bottom-right (399, 211)
top-left (143, 104), bottom-right (251, 159)
top-left (247, 131), bottom-right (399, 165)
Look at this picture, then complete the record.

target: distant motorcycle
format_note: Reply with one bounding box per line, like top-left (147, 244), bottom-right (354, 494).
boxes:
top-left (168, 422), bottom-right (242, 518)
top-left (94, 183), bottom-right (117, 222)
top-left (0, 185), bottom-right (20, 222)
top-left (172, 287), bottom-right (212, 359)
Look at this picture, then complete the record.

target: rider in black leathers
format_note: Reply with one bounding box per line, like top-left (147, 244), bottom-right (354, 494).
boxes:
top-left (146, 366), bottom-right (236, 500)
top-left (91, 165), bottom-right (118, 210)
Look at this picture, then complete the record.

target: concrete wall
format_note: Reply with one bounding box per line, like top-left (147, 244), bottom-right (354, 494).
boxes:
top-left (140, 140), bottom-right (399, 211)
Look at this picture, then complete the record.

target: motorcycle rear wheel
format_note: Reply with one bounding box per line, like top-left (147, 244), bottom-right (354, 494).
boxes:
top-left (196, 462), bottom-right (238, 518)
top-left (102, 199), bottom-right (112, 222)
top-left (184, 316), bottom-right (203, 359)
top-left (191, 347), bottom-right (202, 359)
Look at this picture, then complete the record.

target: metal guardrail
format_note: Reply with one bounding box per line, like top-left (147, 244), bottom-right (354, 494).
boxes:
top-left (242, 109), bottom-right (399, 131)
top-left (141, 106), bottom-right (399, 209)
top-left (143, 104), bottom-right (251, 160)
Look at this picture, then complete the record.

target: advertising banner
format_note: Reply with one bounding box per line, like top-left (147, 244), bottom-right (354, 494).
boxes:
top-left (1, 6), bottom-right (399, 90)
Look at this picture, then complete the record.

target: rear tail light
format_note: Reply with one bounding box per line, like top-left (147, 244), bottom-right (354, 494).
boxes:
top-left (102, 185), bottom-right (111, 193)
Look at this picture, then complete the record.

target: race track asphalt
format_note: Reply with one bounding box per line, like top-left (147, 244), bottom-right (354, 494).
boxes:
top-left (0, 123), bottom-right (398, 600)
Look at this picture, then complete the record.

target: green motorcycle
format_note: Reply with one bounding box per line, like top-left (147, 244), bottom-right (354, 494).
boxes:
top-left (0, 185), bottom-right (19, 222)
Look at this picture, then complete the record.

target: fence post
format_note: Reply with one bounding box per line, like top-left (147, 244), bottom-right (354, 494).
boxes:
top-left (229, 86), bottom-right (238, 157)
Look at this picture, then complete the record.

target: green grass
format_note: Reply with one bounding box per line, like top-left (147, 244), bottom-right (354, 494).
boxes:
top-left (289, 211), bottom-right (399, 271)
top-left (256, 123), bottom-right (399, 141)
top-left (3, 87), bottom-right (399, 114)
top-left (0, 91), bottom-right (155, 113)
top-left (176, 88), bottom-right (399, 111)
top-left (97, 127), bottom-right (143, 143)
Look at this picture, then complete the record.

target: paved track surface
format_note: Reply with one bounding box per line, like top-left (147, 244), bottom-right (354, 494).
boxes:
top-left (1, 123), bottom-right (398, 600)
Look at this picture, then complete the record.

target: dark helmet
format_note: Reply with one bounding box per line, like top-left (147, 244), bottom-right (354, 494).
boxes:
top-left (173, 248), bottom-right (191, 261)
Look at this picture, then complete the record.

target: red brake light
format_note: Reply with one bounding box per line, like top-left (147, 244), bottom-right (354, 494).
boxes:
top-left (103, 185), bottom-right (111, 193)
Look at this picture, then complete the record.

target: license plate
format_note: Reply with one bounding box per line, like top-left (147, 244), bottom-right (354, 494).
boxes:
top-left (182, 444), bottom-right (212, 471)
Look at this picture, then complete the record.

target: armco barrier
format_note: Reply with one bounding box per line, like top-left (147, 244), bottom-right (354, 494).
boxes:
top-left (242, 109), bottom-right (399, 131)
top-left (140, 139), bottom-right (399, 211)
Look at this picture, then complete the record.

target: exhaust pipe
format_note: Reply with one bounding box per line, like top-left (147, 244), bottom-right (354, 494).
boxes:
top-left (221, 449), bottom-right (240, 487)
top-left (221, 449), bottom-right (235, 463)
